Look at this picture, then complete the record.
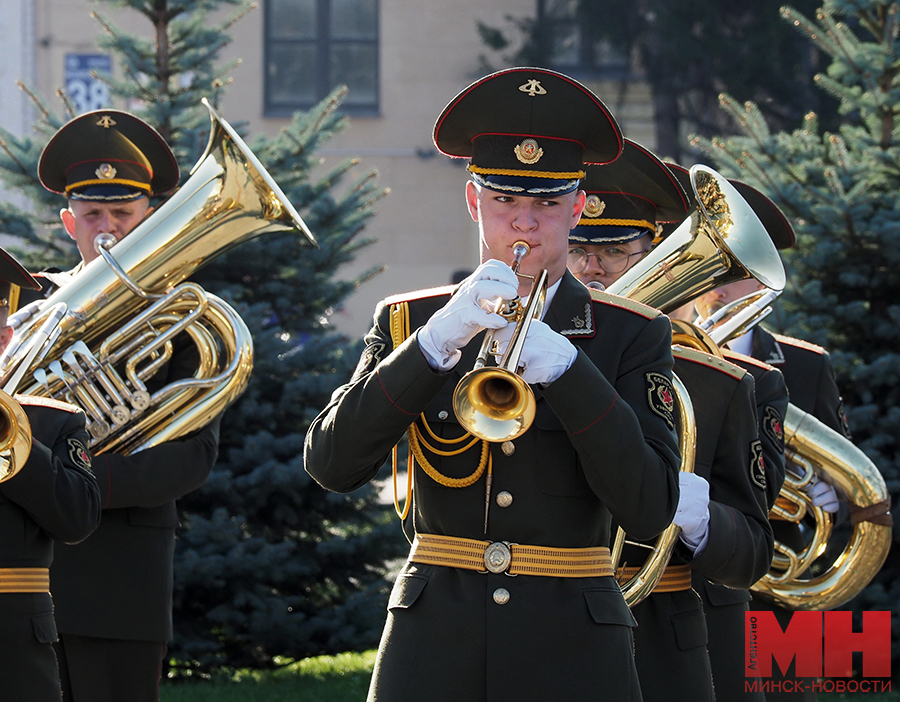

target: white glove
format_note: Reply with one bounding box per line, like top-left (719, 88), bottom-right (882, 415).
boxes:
top-left (418, 260), bottom-right (519, 371)
top-left (513, 319), bottom-right (577, 386)
top-left (674, 472), bottom-right (711, 554)
top-left (802, 475), bottom-right (840, 513)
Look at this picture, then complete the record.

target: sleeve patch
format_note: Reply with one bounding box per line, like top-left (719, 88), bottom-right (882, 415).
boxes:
top-left (350, 341), bottom-right (386, 383)
top-left (68, 437), bottom-right (92, 471)
top-left (762, 406), bottom-right (785, 453)
top-left (750, 439), bottom-right (766, 491)
top-left (838, 398), bottom-right (852, 439)
top-left (646, 372), bottom-right (675, 430)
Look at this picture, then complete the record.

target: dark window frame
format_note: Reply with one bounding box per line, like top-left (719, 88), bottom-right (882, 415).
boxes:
top-left (536, 0), bottom-right (630, 82)
top-left (264, 0), bottom-right (380, 117)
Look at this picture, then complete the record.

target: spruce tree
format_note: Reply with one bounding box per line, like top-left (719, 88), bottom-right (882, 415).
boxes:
top-left (695, 0), bottom-right (900, 670)
top-left (0, 0), bottom-right (407, 673)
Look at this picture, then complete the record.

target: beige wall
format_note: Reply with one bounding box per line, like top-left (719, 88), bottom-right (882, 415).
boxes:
top-left (25, 0), bottom-right (655, 338)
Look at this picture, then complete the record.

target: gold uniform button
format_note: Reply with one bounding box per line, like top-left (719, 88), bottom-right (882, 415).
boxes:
top-left (496, 491), bottom-right (513, 508)
top-left (493, 588), bottom-right (510, 605)
top-left (501, 441), bottom-right (515, 456)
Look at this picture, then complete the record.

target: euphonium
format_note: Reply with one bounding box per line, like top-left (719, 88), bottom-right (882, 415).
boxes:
top-left (452, 242), bottom-right (547, 443)
top-left (701, 289), bottom-right (892, 610)
top-left (695, 281), bottom-right (891, 608)
top-left (751, 405), bottom-right (891, 610)
top-left (0, 99), bottom-right (316, 455)
top-left (606, 165), bottom-right (786, 605)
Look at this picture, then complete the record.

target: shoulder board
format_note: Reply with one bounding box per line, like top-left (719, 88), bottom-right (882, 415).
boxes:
top-left (589, 289), bottom-right (662, 320)
top-left (673, 345), bottom-right (747, 381)
top-left (771, 333), bottom-right (826, 356)
top-left (14, 394), bottom-right (81, 413)
top-left (722, 348), bottom-right (777, 372)
top-left (384, 284), bottom-right (456, 306)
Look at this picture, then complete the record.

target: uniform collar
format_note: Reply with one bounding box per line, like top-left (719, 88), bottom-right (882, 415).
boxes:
top-left (752, 326), bottom-right (785, 366)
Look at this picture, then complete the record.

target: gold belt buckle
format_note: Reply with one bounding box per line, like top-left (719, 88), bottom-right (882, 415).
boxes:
top-left (484, 542), bottom-right (513, 574)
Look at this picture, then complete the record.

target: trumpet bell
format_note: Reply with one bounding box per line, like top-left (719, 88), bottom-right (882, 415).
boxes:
top-left (453, 367), bottom-right (536, 443)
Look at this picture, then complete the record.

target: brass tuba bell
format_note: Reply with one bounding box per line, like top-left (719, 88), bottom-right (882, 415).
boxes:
top-left (606, 165), bottom-right (785, 313)
top-left (0, 99), bottom-right (316, 455)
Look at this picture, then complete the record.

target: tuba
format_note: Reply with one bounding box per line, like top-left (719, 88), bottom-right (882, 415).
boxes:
top-left (0, 99), bottom-right (316, 455)
top-left (701, 291), bottom-right (892, 610)
top-left (606, 165), bottom-right (785, 605)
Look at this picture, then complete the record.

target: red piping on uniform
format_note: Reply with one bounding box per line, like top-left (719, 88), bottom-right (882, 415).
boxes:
top-left (376, 370), bottom-right (418, 416)
top-left (572, 393), bottom-right (618, 435)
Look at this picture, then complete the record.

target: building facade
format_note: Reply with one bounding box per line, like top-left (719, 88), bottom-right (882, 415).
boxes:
top-left (6, 0), bottom-right (655, 336)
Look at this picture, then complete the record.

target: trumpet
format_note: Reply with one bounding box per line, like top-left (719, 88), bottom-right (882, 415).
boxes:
top-left (452, 242), bottom-right (547, 443)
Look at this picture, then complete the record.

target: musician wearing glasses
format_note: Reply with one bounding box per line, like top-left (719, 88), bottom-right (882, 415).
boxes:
top-left (566, 145), bottom-right (774, 702)
top-left (305, 68), bottom-right (681, 701)
top-left (0, 247), bottom-right (100, 701)
top-left (32, 112), bottom-right (222, 702)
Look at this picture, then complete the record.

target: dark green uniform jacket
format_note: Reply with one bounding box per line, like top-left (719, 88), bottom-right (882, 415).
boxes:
top-left (748, 326), bottom-right (849, 702)
top-left (50, 340), bottom-right (221, 644)
top-left (305, 271), bottom-right (681, 702)
top-left (0, 397), bottom-right (99, 701)
top-left (751, 328), bottom-right (850, 437)
top-left (691, 349), bottom-right (788, 702)
top-left (628, 346), bottom-right (773, 702)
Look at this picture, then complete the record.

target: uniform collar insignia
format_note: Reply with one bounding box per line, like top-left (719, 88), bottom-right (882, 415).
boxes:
top-left (764, 339), bottom-right (786, 366)
top-left (560, 303), bottom-right (593, 336)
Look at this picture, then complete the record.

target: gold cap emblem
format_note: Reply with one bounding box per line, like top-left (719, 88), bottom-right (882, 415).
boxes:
top-left (514, 138), bottom-right (543, 165)
top-left (583, 195), bottom-right (606, 217)
top-left (518, 79), bottom-right (547, 97)
top-left (96, 115), bottom-right (117, 129)
top-left (95, 163), bottom-right (117, 180)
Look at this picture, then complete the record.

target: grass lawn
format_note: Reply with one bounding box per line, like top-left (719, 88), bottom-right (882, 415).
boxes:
top-left (160, 651), bottom-right (896, 701)
top-left (160, 651), bottom-right (376, 702)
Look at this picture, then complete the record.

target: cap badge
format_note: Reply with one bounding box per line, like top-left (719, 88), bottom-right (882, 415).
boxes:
top-left (95, 163), bottom-right (117, 180)
top-left (515, 138), bottom-right (543, 165)
top-left (518, 79), bottom-right (547, 97)
top-left (96, 115), bottom-right (117, 129)
top-left (584, 195), bottom-right (606, 217)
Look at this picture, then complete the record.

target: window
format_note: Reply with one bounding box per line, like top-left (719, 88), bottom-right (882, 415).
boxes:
top-left (265, 0), bottom-right (379, 116)
top-left (537, 0), bottom-right (629, 80)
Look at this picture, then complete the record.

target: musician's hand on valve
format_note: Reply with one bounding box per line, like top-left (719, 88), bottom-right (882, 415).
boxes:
top-left (418, 260), bottom-right (519, 371)
top-left (674, 472), bottom-right (711, 555)
top-left (514, 319), bottom-right (577, 386)
top-left (802, 475), bottom-right (840, 514)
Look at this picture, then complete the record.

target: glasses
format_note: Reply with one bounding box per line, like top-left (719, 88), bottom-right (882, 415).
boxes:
top-left (567, 246), bottom-right (647, 275)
